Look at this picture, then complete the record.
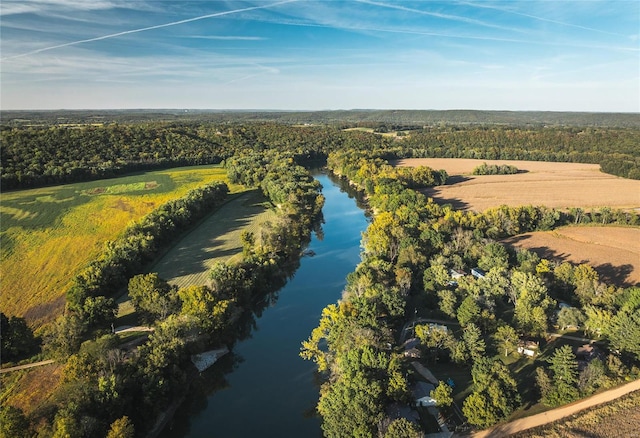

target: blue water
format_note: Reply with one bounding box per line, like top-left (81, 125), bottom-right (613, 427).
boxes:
top-left (174, 173), bottom-right (369, 437)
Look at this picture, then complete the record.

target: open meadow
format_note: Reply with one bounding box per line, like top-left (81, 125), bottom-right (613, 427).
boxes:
top-left (0, 165), bottom-right (243, 324)
top-left (151, 189), bottom-right (277, 289)
top-left (395, 158), bottom-right (640, 212)
top-left (503, 226), bottom-right (640, 287)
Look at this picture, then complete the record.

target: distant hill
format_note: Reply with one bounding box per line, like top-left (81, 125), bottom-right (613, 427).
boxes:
top-left (2, 109), bottom-right (639, 128)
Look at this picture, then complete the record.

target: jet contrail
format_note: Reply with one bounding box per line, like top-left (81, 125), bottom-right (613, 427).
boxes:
top-left (1, 0), bottom-right (296, 61)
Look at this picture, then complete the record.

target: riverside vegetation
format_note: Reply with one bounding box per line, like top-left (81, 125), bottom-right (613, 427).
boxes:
top-left (1, 114), bottom-right (639, 437)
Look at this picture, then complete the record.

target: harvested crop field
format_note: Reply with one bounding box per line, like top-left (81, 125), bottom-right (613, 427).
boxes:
top-left (508, 390), bottom-right (640, 438)
top-left (152, 189), bottom-right (277, 289)
top-left (395, 158), bottom-right (640, 212)
top-left (502, 226), bottom-right (640, 287)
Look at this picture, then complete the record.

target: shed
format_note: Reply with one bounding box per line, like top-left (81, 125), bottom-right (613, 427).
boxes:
top-left (471, 268), bottom-right (486, 279)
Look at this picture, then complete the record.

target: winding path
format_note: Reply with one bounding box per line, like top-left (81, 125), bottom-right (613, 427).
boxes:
top-left (0, 325), bottom-right (153, 374)
top-left (470, 379), bottom-right (640, 438)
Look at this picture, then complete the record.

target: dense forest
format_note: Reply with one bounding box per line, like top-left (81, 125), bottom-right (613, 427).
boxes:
top-left (1, 115), bottom-right (639, 437)
top-left (2, 121), bottom-right (640, 191)
top-left (2, 109), bottom-right (640, 128)
top-left (302, 150), bottom-right (640, 436)
top-left (1, 150), bottom-right (325, 437)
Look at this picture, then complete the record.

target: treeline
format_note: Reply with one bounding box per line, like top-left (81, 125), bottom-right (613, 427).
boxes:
top-left (0, 124), bottom-right (227, 189)
top-left (3, 123), bottom-right (640, 192)
top-left (389, 126), bottom-right (640, 180)
top-left (3, 109), bottom-right (639, 128)
top-left (3, 157), bottom-right (325, 438)
top-left (472, 162), bottom-right (518, 175)
top-left (42, 181), bottom-right (228, 359)
top-left (301, 151), bottom-right (640, 436)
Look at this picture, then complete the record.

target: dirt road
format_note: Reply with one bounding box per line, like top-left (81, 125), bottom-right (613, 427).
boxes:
top-left (0, 359), bottom-right (55, 373)
top-left (471, 379), bottom-right (640, 437)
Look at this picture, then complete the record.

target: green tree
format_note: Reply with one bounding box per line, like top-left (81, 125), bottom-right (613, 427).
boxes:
top-left (437, 289), bottom-right (458, 319)
top-left (493, 324), bottom-right (519, 357)
top-left (556, 306), bottom-right (586, 331)
top-left (80, 296), bottom-right (117, 330)
top-left (477, 242), bottom-right (509, 272)
top-left (178, 285), bottom-right (233, 333)
top-left (0, 406), bottom-right (30, 438)
top-left (548, 345), bottom-right (578, 385)
top-left (317, 375), bottom-right (384, 438)
top-left (430, 382), bottom-right (453, 408)
top-left (457, 295), bottom-right (481, 327)
top-left (383, 418), bottom-right (422, 438)
top-left (44, 314), bottom-right (86, 360)
top-left (464, 358), bottom-right (520, 427)
top-left (578, 359), bottom-right (606, 395)
top-left (541, 345), bottom-right (580, 406)
top-left (462, 392), bottom-right (497, 428)
top-left (106, 416), bottom-right (135, 438)
top-left (0, 313), bottom-right (36, 361)
top-left (511, 271), bottom-right (554, 335)
top-left (128, 273), bottom-right (180, 324)
top-left (606, 287), bottom-right (640, 360)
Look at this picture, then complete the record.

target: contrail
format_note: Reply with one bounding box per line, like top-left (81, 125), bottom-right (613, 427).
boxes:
top-left (357, 0), bottom-right (523, 34)
top-left (1, 0), bottom-right (296, 61)
top-left (460, 1), bottom-right (626, 38)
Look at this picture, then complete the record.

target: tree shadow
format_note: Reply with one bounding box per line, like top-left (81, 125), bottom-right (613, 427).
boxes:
top-left (502, 238), bottom-right (638, 288)
top-left (594, 263), bottom-right (637, 288)
top-left (422, 190), bottom-right (472, 211)
top-left (151, 191), bottom-right (270, 280)
top-left (445, 175), bottom-right (471, 185)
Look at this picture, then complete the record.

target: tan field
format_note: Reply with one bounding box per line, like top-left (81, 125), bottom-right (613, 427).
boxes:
top-left (503, 226), bottom-right (640, 287)
top-left (395, 158), bottom-right (640, 212)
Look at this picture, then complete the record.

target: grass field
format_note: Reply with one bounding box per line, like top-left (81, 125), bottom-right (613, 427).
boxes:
top-left (0, 165), bottom-right (244, 324)
top-left (503, 226), bottom-right (640, 287)
top-left (509, 390), bottom-right (640, 438)
top-left (151, 189), bottom-right (277, 289)
top-left (0, 363), bottom-right (64, 415)
top-left (395, 158), bottom-right (640, 212)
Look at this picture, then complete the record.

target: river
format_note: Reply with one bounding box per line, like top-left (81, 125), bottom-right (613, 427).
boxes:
top-left (161, 173), bottom-right (369, 437)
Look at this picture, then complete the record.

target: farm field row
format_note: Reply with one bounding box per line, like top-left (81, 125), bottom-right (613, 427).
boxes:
top-left (503, 226), bottom-right (640, 287)
top-left (152, 189), bottom-right (276, 289)
top-left (0, 165), bottom-right (242, 324)
top-left (395, 158), bottom-right (640, 212)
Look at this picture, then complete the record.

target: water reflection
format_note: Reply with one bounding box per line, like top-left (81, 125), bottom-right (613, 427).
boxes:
top-left (160, 173), bottom-right (369, 438)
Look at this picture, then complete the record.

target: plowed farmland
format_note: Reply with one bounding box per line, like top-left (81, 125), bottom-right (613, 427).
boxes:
top-left (395, 158), bottom-right (640, 212)
top-left (503, 226), bottom-right (640, 286)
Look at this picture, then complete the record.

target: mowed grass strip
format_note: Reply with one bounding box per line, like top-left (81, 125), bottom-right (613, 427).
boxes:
top-left (0, 165), bottom-right (243, 322)
top-left (151, 189), bottom-right (277, 290)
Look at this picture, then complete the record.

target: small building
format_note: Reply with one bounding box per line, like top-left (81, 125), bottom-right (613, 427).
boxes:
top-left (428, 323), bottom-right (448, 333)
top-left (412, 381), bottom-right (437, 407)
top-left (450, 269), bottom-right (466, 279)
top-left (471, 268), bottom-right (486, 279)
top-left (576, 344), bottom-right (603, 370)
top-left (517, 339), bottom-right (539, 358)
top-left (403, 338), bottom-right (422, 359)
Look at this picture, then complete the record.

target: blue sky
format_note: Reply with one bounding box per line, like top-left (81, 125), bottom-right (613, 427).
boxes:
top-left (1, 0), bottom-right (638, 111)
